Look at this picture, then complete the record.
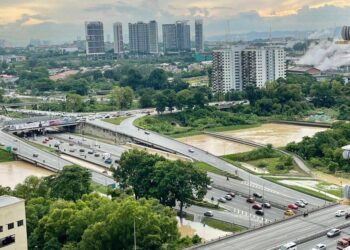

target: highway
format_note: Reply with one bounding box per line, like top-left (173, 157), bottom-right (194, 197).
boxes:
top-left (88, 116), bottom-right (327, 207)
top-left (192, 204), bottom-right (349, 250)
top-left (298, 226), bottom-right (350, 249)
top-left (0, 130), bottom-right (115, 186)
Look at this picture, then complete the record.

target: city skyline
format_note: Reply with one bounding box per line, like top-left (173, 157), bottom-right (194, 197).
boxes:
top-left (1, 1), bottom-right (350, 45)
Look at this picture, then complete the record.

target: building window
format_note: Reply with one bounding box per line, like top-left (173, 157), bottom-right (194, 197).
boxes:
top-left (0, 226), bottom-right (2, 233)
top-left (7, 223), bottom-right (14, 230)
top-left (17, 220), bottom-right (23, 227)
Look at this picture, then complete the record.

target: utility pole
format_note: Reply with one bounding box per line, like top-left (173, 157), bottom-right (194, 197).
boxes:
top-left (134, 218), bottom-right (137, 250)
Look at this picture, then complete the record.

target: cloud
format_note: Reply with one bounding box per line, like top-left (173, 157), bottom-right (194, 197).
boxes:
top-left (1, 1), bottom-right (350, 45)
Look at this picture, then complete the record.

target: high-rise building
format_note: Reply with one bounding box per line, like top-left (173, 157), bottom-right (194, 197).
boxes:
top-left (162, 21), bottom-right (191, 53)
top-left (128, 21), bottom-right (159, 54)
top-left (162, 24), bottom-right (178, 53)
top-left (176, 21), bottom-right (191, 51)
top-left (0, 195), bottom-right (28, 249)
top-left (148, 21), bottom-right (159, 54)
top-left (85, 21), bottom-right (105, 55)
top-left (195, 19), bottom-right (204, 52)
top-left (212, 46), bottom-right (286, 93)
top-left (113, 22), bottom-right (124, 54)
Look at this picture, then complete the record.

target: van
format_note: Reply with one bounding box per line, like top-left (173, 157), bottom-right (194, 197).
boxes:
top-left (280, 242), bottom-right (297, 250)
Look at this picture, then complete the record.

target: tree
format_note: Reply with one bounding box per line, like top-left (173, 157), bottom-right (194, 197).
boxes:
top-left (113, 149), bottom-right (165, 199)
top-left (109, 86), bottom-right (134, 109)
top-left (139, 89), bottom-right (155, 108)
top-left (65, 93), bottom-right (84, 112)
top-left (147, 69), bottom-right (168, 89)
top-left (163, 89), bottom-right (177, 112)
top-left (47, 165), bottom-right (92, 201)
top-left (153, 160), bottom-right (210, 217)
top-left (155, 93), bottom-right (167, 114)
top-left (120, 69), bottom-right (144, 89)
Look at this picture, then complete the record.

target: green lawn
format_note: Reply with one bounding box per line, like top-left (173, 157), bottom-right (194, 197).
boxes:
top-left (195, 162), bottom-right (241, 180)
top-left (26, 141), bottom-right (59, 155)
top-left (190, 199), bottom-right (222, 210)
top-left (0, 149), bottom-right (15, 162)
top-left (202, 217), bottom-right (246, 232)
top-left (103, 117), bottom-right (128, 125)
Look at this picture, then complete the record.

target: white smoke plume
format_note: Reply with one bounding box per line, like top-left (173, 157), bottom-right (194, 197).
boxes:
top-left (298, 40), bottom-right (350, 71)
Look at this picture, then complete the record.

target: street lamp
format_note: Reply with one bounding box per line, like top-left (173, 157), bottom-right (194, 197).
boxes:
top-left (133, 217), bottom-right (141, 250)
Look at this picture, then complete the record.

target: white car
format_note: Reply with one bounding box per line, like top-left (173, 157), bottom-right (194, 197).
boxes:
top-left (335, 210), bottom-right (346, 217)
top-left (188, 148), bottom-right (194, 153)
top-left (218, 197), bottom-right (226, 203)
top-left (295, 200), bottom-right (305, 208)
top-left (311, 243), bottom-right (326, 250)
top-left (300, 199), bottom-right (308, 205)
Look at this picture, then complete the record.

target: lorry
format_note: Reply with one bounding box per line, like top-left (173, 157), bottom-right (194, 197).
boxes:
top-left (102, 153), bottom-right (111, 160)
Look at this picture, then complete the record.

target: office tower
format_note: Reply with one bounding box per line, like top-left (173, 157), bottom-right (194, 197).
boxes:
top-left (0, 195), bottom-right (28, 249)
top-left (195, 19), bottom-right (204, 52)
top-left (176, 21), bottom-right (191, 51)
top-left (113, 22), bottom-right (124, 54)
top-left (162, 24), bottom-right (178, 53)
top-left (212, 46), bottom-right (286, 93)
top-left (148, 21), bottom-right (159, 54)
top-left (128, 21), bottom-right (159, 54)
top-left (85, 21), bottom-right (105, 55)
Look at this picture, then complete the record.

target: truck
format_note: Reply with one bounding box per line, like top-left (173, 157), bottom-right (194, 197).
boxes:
top-left (337, 238), bottom-right (350, 249)
top-left (102, 153), bottom-right (111, 160)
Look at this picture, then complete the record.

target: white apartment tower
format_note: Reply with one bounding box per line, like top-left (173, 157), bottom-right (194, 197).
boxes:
top-left (0, 196), bottom-right (28, 249)
top-left (113, 22), bottom-right (123, 54)
top-left (212, 46), bottom-right (286, 93)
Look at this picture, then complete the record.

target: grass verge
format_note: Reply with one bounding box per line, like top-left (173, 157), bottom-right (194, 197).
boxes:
top-left (26, 141), bottom-right (59, 155)
top-left (263, 177), bottom-right (336, 202)
top-left (0, 149), bottom-right (15, 162)
top-left (195, 162), bottom-right (242, 180)
top-left (202, 217), bottom-right (246, 232)
top-left (190, 199), bottom-right (223, 210)
top-left (103, 117), bottom-right (128, 125)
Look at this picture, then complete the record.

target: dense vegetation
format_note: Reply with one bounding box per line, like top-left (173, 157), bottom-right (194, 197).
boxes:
top-left (136, 106), bottom-right (258, 137)
top-left (114, 149), bottom-right (210, 216)
top-left (224, 146), bottom-right (298, 175)
top-left (0, 149), bottom-right (15, 162)
top-left (0, 164), bottom-right (200, 249)
top-left (286, 122), bottom-right (350, 173)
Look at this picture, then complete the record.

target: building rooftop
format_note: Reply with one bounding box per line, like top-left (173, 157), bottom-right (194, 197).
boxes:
top-left (0, 195), bottom-right (24, 208)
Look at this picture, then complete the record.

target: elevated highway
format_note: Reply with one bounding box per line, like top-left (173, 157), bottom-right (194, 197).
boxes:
top-left (86, 116), bottom-right (328, 207)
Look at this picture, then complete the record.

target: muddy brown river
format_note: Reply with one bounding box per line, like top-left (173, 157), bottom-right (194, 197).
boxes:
top-left (178, 123), bottom-right (327, 156)
top-left (0, 160), bottom-right (53, 188)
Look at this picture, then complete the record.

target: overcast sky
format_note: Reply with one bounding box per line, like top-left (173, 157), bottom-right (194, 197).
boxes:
top-left (1, 0), bottom-right (350, 46)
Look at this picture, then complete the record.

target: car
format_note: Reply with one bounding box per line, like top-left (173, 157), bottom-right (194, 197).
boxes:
top-left (311, 243), bottom-right (326, 250)
top-left (88, 150), bottom-right (94, 154)
top-left (69, 148), bottom-right (76, 152)
top-left (69, 143), bottom-right (74, 146)
top-left (252, 204), bottom-right (262, 210)
top-left (94, 153), bottom-right (100, 157)
top-left (42, 140), bottom-right (48, 144)
top-left (54, 143), bottom-right (60, 148)
top-left (280, 242), bottom-right (297, 250)
top-left (288, 204), bottom-right (298, 210)
top-left (48, 136), bottom-right (53, 140)
top-left (346, 213), bottom-right (350, 219)
top-left (335, 210), bottom-right (346, 217)
top-left (284, 209), bottom-right (295, 216)
top-left (188, 148), bottom-right (194, 153)
top-left (327, 228), bottom-right (341, 237)
top-left (69, 136), bottom-right (73, 139)
top-left (227, 192), bottom-right (236, 198)
top-left (114, 159), bottom-right (120, 164)
top-left (224, 195), bottom-right (232, 201)
top-left (104, 158), bottom-right (112, 164)
top-left (218, 197), bottom-right (226, 203)
top-left (299, 199), bottom-right (308, 205)
top-left (12, 147), bottom-right (18, 151)
top-left (79, 148), bottom-right (85, 153)
top-left (144, 131), bottom-right (150, 135)
top-left (263, 202), bottom-right (271, 208)
top-left (204, 211), bottom-right (214, 217)
top-left (33, 153), bottom-right (38, 157)
top-left (207, 185), bottom-right (212, 190)
top-left (246, 197), bottom-right (255, 203)
top-left (295, 200), bottom-right (306, 208)
top-left (253, 192), bottom-right (262, 198)
top-left (255, 210), bottom-right (264, 216)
